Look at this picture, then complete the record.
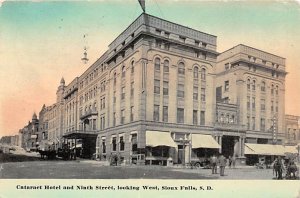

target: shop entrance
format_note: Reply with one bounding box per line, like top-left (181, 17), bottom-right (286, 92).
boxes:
top-left (178, 145), bottom-right (184, 164)
top-left (221, 136), bottom-right (236, 157)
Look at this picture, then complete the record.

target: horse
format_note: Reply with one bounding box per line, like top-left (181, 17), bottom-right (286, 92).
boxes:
top-left (286, 163), bottom-right (298, 179)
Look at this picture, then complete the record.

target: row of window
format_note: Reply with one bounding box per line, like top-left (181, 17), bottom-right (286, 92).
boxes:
top-left (246, 97), bottom-right (278, 112)
top-left (112, 106), bottom-right (134, 127)
top-left (101, 133), bottom-right (137, 153)
top-left (153, 105), bottom-right (205, 125)
top-left (247, 117), bottom-right (266, 131)
top-left (79, 64), bottom-right (107, 90)
top-left (247, 79), bottom-right (279, 95)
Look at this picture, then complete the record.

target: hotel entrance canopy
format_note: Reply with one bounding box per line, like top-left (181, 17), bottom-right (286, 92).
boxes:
top-left (146, 131), bottom-right (177, 147)
top-left (244, 143), bottom-right (285, 156)
top-left (63, 130), bottom-right (98, 139)
top-left (191, 134), bottom-right (220, 149)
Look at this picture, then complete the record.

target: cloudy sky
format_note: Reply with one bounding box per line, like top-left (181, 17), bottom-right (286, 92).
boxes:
top-left (0, 0), bottom-right (299, 137)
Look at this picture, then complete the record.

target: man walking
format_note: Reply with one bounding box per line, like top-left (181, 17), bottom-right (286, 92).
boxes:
top-left (218, 154), bottom-right (227, 176)
top-left (210, 154), bottom-right (217, 174)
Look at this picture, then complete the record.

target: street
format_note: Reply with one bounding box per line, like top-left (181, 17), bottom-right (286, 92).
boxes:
top-left (0, 160), bottom-right (290, 179)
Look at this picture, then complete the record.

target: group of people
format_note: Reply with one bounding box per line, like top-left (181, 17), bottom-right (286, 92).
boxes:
top-left (272, 157), bottom-right (298, 180)
top-left (210, 154), bottom-right (237, 176)
top-left (59, 144), bottom-right (78, 160)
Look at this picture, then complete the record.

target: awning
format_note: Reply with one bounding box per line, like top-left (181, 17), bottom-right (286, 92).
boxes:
top-left (244, 143), bottom-right (285, 156)
top-left (284, 146), bottom-right (298, 154)
top-left (146, 131), bottom-right (177, 147)
top-left (191, 134), bottom-right (220, 149)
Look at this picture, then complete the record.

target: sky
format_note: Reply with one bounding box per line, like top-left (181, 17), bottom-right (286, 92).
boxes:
top-left (0, 0), bottom-right (300, 138)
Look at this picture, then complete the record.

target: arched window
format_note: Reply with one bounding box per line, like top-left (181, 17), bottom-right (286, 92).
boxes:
top-left (247, 79), bottom-right (251, 90)
top-left (194, 66), bottom-right (199, 79)
top-left (155, 57), bottom-right (160, 71)
top-left (261, 81), bottom-right (266, 92)
top-left (252, 80), bottom-right (256, 91)
top-left (131, 60), bottom-right (134, 74)
top-left (276, 85), bottom-right (279, 95)
top-left (178, 62), bottom-right (185, 75)
top-left (271, 84), bottom-right (274, 95)
top-left (122, 66), bottom-right (126, 78)
top-left (163, 60), bottom-right (169, 73)
top-left (201, 68), bottom-right (206, 80)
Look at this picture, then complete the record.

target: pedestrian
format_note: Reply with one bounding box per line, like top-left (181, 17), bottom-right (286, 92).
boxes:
top-left (218, 154), bottom-right (227, 176)
top-left (210, 154), bottom-right (217, 174)
top-left (228, 155), bottom-right (232, 168)
top-left (232, 155), bottom-right (236, 169)
top-left (273, 157), bottom-right (284, 179)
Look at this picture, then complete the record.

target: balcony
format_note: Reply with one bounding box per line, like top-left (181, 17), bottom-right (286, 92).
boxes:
top-left (80, 109), bottom-right (98, 120)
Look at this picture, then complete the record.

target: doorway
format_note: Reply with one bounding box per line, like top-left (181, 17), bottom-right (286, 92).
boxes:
top-left (221, 136), bottom-right (236, 157)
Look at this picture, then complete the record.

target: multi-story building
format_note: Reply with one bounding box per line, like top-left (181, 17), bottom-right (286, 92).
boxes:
top-left (14, 12), bottom-right (296, 165)
top-left (18, 113), bottom-right (39, 151)
top-left (285, 115), bottom-right (300, 146)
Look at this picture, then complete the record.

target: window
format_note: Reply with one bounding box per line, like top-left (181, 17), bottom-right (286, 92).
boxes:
top-left (177, 108), bottom-right (184, 123)
top-left (224, 81), bottom-right (229, 91)
top-left (131, 134), bottom-right (138, 154)
top-left (252, 117), bottom-right (255, 130)
top-left (113, 112), bottom-right (116, 126)
top-left (131, 61), bottom-right (134, 74)
top-left (201, 88), bottom-right (206, 102)
top-left (261, 81), bottom-right (266, 92)
top-left (102, 138), bottom-right (106, 153)
top-left (276, 101), bottom-right (278, 112)
top-left (163, 106), bottom-right (168, 122)
top-left (193, 110), bottom-right (198, 125)
top-left (122, 66), bottom-right (126, 78)
top-left (177, 84), bottom-right (184, 98)
top-left (155, 58), bottom-right (160, 71)
top-left (119, 136), bottom-right (125, 151)
top-left (271, 100), bottom-right (274, 112)
top-left (200, 111), bottom-right (205, 125)
top-left (130, 106), bottom-right (134, 122)
top-left (194, 66), bottom-right (199, 79)
top-left (113, 72), bottom-right (117, 86)
top-left (178, 62), bottom-right (185, 75)
top-left (252, 97), bottom-right (256, 109)
top-left (193, 86), bottom-right (198, 100)
top-left (260, 118), bottom-right (265, 131)
top-left (121, 110), bottom-right (125, 124)
top-left (261, 99), bottom-right (265, 111)
top-left (163, 81), bottom-right (169, 96)
top-left (276, 85), bottom-right (279, 95)
top-left (247, 79), bottom-right (251, 90)
top-left (201, 68), bottom-right (206, 80)
top-left (153, 105), bottom-right (160, 121)
top-left (112, 137), bottom-right (117, 151)
top-left (247, 96), bottom-right (250, 110)
top-left (163, 60), bottom-right (169, 73)
top-left (121, 87), bottom-right (125, 100)
top-left (93, 119), bottom-right (96, 130)
top-left (247, 116), bottom-right (250, 130)
top-left (252, 80), bottom-right (256, 91)
top-left (271, 84), bottom-right (274, 95)
top-left (131, 82), bottom-right (134, 98)
top-left (154, 79), bottom-right (160, 94)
